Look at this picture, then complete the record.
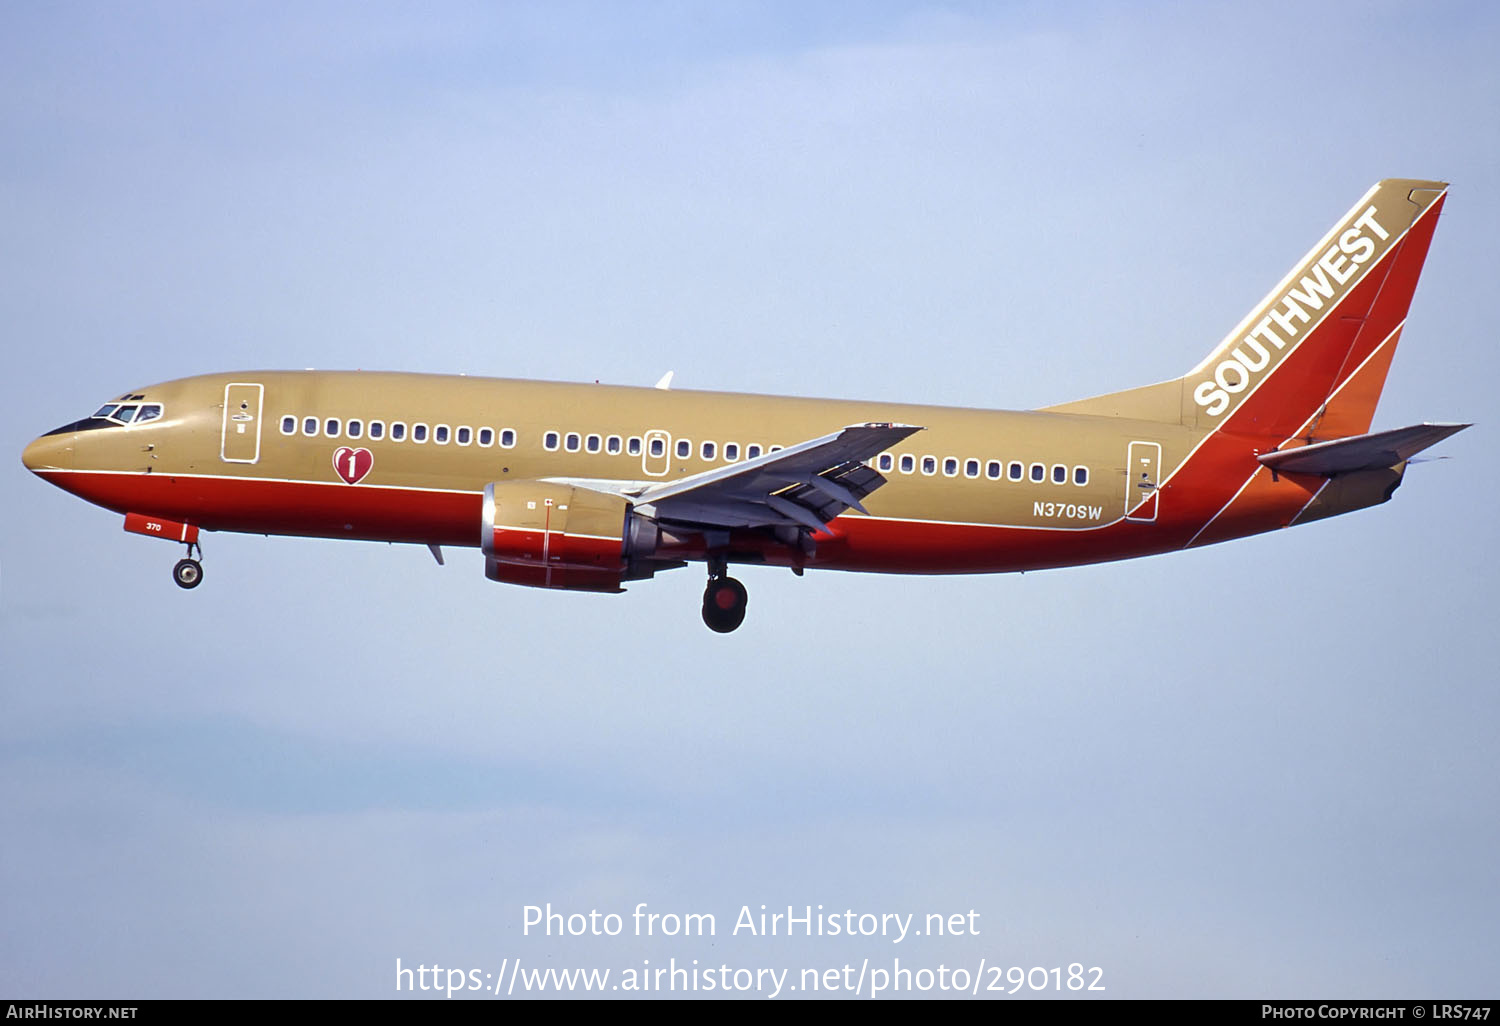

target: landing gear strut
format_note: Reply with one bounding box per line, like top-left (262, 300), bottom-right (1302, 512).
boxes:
top-left (172, 540), bottom-right (203, 590)
top-left (701, 555), bottom-right (747, 633)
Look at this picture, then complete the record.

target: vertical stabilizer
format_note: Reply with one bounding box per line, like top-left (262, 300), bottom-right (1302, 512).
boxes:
top-left (1045, 179), bottom-right (1447, 441)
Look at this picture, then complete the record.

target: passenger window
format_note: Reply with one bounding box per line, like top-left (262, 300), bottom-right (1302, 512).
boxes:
top-left (878, 453), bottom-right (893, 472)
top-left (724, 443), bottom-right (740, 461)
top-left (303, 417), bottom-right (319, 437)
top-left (943, 458), bottom-right (958, 477)
top-left (391, 422), bottom-right (406, 441)
top-left (769, 445), bottom-right (783, 453)
top-left (922, 456), bottom-right (936, 476)
top-left (606, 435), bottom-right (622, 455)
top-left (544, 431), bottom-right (560, 451)
top-left (900, 454), bottom-right (915, 474)
top-left (565, 432), bottom-right (581, 452)
top-left (628, 436), bottom-right (642, 456)
top-left (701, 441), bottom-right (716, 460)
top-left (1009, 461), bottom-right (1023, 481)
top-left (965, 459), bottom-right (979, 478)
top-left (347, 419), bottom-right (363, 439)
top-left (746, 445), bottom-right (762, 459)
top-left (1074, 466), bottom-right (1089, 486)
top-left (1030, 463), bottom-right (1044, 482)
top-left (676, 439), bottom-right (691, 458)
top-left (649, 438), bottom-right (665, 457)
top-left (1052, 464), bottom-right (1066, 484)
top-left (369, 421), bottom-right (385, 440)
top-left (281, 416), bottom-right (296, 435)
top-left (500, 429), bottom-right (516, 448)
top-left (586, 434), bottom-right (601, 453)
top-left (325, 418), bottom-right (340, 437)
top-left (413, 423), bottom-right (428, 443)
top-left (457, 426), bottom-right (472, 445)
top-left (986, 460), bottom-right (1001, 480)
top-left (477, 427), bottom-right (493, 446)
top-left (434, 425), bottom-right (450, 444)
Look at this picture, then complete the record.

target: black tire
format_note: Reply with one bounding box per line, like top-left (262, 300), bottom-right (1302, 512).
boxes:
top-left (173, 558), bottom-right (203, 590)
top-left (701, 576), bottom-right (747, 633)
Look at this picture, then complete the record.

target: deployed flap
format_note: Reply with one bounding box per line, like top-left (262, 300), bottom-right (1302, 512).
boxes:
top-left (1258, 422), bottom-right (1469, 476)
top-left (635, 422), bottom-right (922, 531)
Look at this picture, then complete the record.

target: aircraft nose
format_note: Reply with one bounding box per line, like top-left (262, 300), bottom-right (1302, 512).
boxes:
top-left (22, 431), bottom-right (75, 473)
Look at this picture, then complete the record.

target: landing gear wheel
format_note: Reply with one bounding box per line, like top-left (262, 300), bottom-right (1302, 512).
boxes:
top-left (173, 558), bottom-right (203, 590)
top-left (701, 575), bottom-right (747, 633)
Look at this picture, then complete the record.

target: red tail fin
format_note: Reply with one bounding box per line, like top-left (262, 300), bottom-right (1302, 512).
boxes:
top-left (1044, 179), bottom-right (1447, 442)
top-left (1189, 179), bottom-right (1446, 440)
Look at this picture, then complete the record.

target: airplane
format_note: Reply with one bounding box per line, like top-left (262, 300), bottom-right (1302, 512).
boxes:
top-left (22, 178), bottom-right (1468, 633)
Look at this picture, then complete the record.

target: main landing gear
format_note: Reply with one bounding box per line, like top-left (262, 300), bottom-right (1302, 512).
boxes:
top-left (701, 555), bottom-right (747, 634)
top-left (172, 541), bottom-right (203, 590)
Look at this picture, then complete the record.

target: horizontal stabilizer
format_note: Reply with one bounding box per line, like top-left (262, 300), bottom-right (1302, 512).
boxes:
top-left (1258, 423), bottom-right (1469, 476)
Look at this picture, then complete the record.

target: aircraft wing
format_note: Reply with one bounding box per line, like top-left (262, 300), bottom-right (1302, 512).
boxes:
top-left (630, 422), bottom-right (922, 532)
top-left (1258, 422), bottom-right (1470, 476)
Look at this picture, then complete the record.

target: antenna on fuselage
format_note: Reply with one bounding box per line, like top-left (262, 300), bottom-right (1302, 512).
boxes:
top-left (654, 371), bottom-right (674, 390)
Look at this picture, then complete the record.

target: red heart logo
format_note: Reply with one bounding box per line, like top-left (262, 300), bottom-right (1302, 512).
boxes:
top-left (333, 446), bottom-right (373, 484)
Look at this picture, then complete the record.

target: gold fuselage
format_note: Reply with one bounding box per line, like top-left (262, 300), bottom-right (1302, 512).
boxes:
top-left (25, 370), bottom-right (1211, 575)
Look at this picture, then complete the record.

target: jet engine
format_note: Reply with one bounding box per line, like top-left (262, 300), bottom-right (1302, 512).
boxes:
top-left (481, 481), bottom-right (665, 592)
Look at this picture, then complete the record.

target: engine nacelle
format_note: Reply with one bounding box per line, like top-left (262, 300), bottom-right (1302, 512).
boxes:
top-left (481, 481), bottom-right (661, 593)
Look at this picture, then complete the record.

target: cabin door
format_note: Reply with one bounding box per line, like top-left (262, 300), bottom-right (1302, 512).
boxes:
top-left (221, 382), bottom-right (264, 464)
top-left (1125, 440), bottom-right (1161, 522)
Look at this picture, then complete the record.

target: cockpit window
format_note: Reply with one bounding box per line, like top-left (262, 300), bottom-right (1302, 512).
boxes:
top-left (89, 401), bottom-right (163, 426)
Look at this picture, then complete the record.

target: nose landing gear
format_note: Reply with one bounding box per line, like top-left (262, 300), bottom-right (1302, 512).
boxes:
top-left (173, 558), bottom-right (203, 589)
top-left (121, 514), bottom-right (204, 590)
top-left (172, 540), bottom-right (203, 590)
top-left (701, 555), bottom-right (747, 633)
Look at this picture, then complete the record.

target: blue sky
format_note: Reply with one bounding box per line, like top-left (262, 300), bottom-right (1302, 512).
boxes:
top-left (2, 0), bottom-right (1497, 998)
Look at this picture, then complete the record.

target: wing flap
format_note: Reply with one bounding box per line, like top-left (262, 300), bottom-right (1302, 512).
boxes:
top-left (639, 422), bottom-right (922, 531)
top-left (1258, 422), bottom-right (1469, 476)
